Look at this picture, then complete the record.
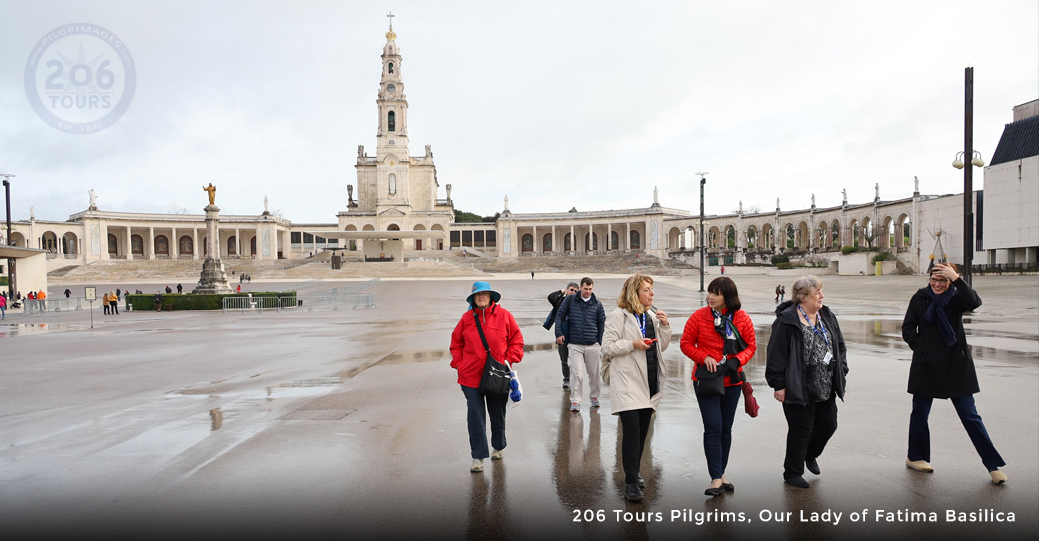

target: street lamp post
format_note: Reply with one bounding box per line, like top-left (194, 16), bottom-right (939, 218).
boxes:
top-left (696, 172), bottom-right (708, 292)
top-left (1, 173), bottom-right (14, 299)
top-left (951, 67), bottom-right (984, 286)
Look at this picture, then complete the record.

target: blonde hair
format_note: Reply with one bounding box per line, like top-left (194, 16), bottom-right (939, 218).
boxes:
top-left (617, 274), bottom-right (653, 314)
top-left (791, 275), bottom-right (823, 304)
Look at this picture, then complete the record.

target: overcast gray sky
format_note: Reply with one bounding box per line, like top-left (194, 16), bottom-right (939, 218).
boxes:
top-left (1, 0), bottom-right (1037, 223)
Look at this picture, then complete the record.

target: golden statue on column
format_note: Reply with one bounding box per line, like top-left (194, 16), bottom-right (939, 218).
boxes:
top-left (203, 183), bottom-right (217, 206)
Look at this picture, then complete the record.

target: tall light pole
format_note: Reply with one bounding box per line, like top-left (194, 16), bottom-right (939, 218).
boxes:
top-left (1, 173), bottom-right (14, 299)
top-left (696, 172), bottom-right (708, 292)
top-left (952, 67), bottom-right (984, 286)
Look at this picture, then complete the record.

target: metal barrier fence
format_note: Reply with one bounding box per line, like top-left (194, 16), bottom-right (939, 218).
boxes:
top-left (298, 279), bottom-right (379, 311)
top-left (304, 292), bottom-right (376, 311)
top-left (221, 296), bottom-right (296, 314)
top-left (18, 298), bottom-right (88, 316)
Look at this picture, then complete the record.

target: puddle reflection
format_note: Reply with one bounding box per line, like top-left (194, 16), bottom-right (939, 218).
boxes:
top-left (0, 322), bottom-right (90, 337)
top-left (210, 407), bottom-right (223, 431)
top-left (467, 451), bottom-right (511, 541)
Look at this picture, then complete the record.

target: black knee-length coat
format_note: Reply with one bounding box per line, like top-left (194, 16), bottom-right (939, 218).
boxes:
top-left (901, 278), bottom-right (982, 398)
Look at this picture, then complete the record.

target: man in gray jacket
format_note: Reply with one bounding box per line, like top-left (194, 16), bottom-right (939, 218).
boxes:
top-left (556, 277), bottom-right (606, 412)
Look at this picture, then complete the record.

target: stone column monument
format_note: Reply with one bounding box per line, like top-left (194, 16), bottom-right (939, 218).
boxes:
top-left (193, 183), bottom-right (234, 294)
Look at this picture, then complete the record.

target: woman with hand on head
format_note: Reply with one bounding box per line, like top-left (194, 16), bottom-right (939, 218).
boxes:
top-left (601, 274), bottom-right (671, 502)
top-left (680, 277), bottom-right (756, 496)
top-left (902, 263), bottom-right (1007, 484)
top-left (449, 281), bottom-right (524, 474)
top-left (766, 275), bottom-right (848, 488)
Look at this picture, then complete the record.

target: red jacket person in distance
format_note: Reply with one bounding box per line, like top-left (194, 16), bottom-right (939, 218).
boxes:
top-left (450, 281), bottom-right (524, 474)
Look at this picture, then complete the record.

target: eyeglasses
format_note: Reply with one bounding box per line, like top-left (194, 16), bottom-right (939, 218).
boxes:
top-left (929, 278), bottom-right (950, 285)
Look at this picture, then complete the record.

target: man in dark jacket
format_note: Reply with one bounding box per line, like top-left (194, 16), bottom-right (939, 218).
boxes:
top-left (556, 277), bottom-right (606, 412)
top-left (545, 282), bottom-right (579, 389)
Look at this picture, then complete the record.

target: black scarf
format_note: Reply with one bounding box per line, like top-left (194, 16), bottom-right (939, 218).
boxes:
top-left (925, 286), bottom-right (957, 346)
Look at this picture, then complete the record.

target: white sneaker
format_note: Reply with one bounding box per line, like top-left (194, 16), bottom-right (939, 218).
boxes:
top-left (470, 458), bottom-right (484, 472)
top-left (491, 449), bottom-right (504, 460)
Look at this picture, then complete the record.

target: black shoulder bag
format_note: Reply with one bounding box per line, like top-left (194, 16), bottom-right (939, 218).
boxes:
top-left (474, 311), bottom-right (512, 396)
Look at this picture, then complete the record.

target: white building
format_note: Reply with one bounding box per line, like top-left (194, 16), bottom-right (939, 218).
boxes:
top-left (4, 23), bottom-right (1036, 277)
top-left (982, 100), bottom-right (1039, 267)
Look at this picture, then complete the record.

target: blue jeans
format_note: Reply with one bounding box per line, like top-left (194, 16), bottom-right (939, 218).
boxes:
top-left (461, 385), bottom-right (508, 459)
top-left (695, 382), bottom-right (742, 480)
top-left (908, 394), bottom-right (1005, 471)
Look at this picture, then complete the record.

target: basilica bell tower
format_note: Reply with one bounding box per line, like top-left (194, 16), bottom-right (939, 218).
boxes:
top-left (344, 14), bottom-right (452, 239)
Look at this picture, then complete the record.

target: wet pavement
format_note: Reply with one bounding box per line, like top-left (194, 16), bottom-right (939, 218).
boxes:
top-left (1, 276), bottom-right (1036, 540)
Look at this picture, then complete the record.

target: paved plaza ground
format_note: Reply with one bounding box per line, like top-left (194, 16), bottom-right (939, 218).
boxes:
top-left (1, 273), bottom-right (1037, 539)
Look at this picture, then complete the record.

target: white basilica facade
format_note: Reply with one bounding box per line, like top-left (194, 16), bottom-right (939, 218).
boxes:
top-left (5, 23), bottom-right (1035, 276)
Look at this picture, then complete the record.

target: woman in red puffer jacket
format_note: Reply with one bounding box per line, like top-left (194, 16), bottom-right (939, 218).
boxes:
top-left (450, 281), bottom-right (524, 474)
top-left (680, 277), bottom-right (756, 497)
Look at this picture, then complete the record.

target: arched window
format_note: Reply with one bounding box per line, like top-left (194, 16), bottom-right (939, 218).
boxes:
top-left (630, 230), bottom-right (640, 250)
top-left (155, 235), bottom-right (169, 255)
top-left (179, 235), bottom-right (194, 255)
top-left (584, 232), bottom-right (598, 251)
top-left (611, 231), bottom-right (619, 250)
top-left (521, 234), bottom-right (533, 252)
top-left (388, 111), bottom-right (395, 132)
top-left (388, 62), bottom-right (394, 74)
top-left (228, 236), bottom-right (237, 255)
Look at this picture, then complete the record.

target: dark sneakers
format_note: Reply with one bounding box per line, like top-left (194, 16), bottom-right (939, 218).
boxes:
top-left (624, 483), bottom-right (644, 502)
top-left (805, 457), bottom-right (821, 475)
top-left (637, 474), bottom-right (646, 488)
top-left (784, 475), bottom-right (810, 488)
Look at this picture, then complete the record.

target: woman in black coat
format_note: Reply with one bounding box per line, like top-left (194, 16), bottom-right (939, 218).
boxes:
top-left (766, 275), bottom-right (849, 488)
top-left (901, 263), bottom-right (1007, 484)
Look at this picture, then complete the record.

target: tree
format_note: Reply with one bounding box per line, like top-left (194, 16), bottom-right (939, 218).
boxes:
top-left (453, 209), bottom-right (498, 223)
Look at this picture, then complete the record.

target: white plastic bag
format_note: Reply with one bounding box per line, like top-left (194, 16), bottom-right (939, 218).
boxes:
top-left (508, 368), bottom-right (523, 409)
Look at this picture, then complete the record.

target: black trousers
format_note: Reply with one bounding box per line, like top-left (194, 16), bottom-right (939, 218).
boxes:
top-left (618, 408), bottom-right (654, 484)
top-left (782, 395), bottom-right (837, 479)
top-left (557, 343), bottom-right (570, 380)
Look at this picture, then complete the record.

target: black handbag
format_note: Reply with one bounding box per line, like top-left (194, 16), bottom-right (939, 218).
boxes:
top-left (694, 364), bottom-right (726, 398)
top-left (474, 311), bottom-right (511, 396)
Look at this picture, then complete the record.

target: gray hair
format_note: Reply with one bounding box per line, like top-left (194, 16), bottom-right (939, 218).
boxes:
top-left (567, 282), bottom-right (580, 290)
top-left (791, 275), bottom-right (823, 303)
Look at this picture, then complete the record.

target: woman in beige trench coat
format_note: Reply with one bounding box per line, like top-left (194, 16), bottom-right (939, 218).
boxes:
top-left (601, 274), bottom-right (671, 502)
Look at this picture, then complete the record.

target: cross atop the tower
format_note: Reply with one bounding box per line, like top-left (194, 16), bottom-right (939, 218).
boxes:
top-left (386, 12), bottom-right (394, 30)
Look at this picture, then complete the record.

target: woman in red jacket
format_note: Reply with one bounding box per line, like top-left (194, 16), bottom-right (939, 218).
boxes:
top-left (680, 277), bottom-right (756, 496)
top-left (450, 281), bottom-right (524, 474)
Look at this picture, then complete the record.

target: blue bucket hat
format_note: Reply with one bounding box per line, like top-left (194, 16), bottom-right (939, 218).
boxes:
top-left (466, 281), bottom-right (501, 307)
